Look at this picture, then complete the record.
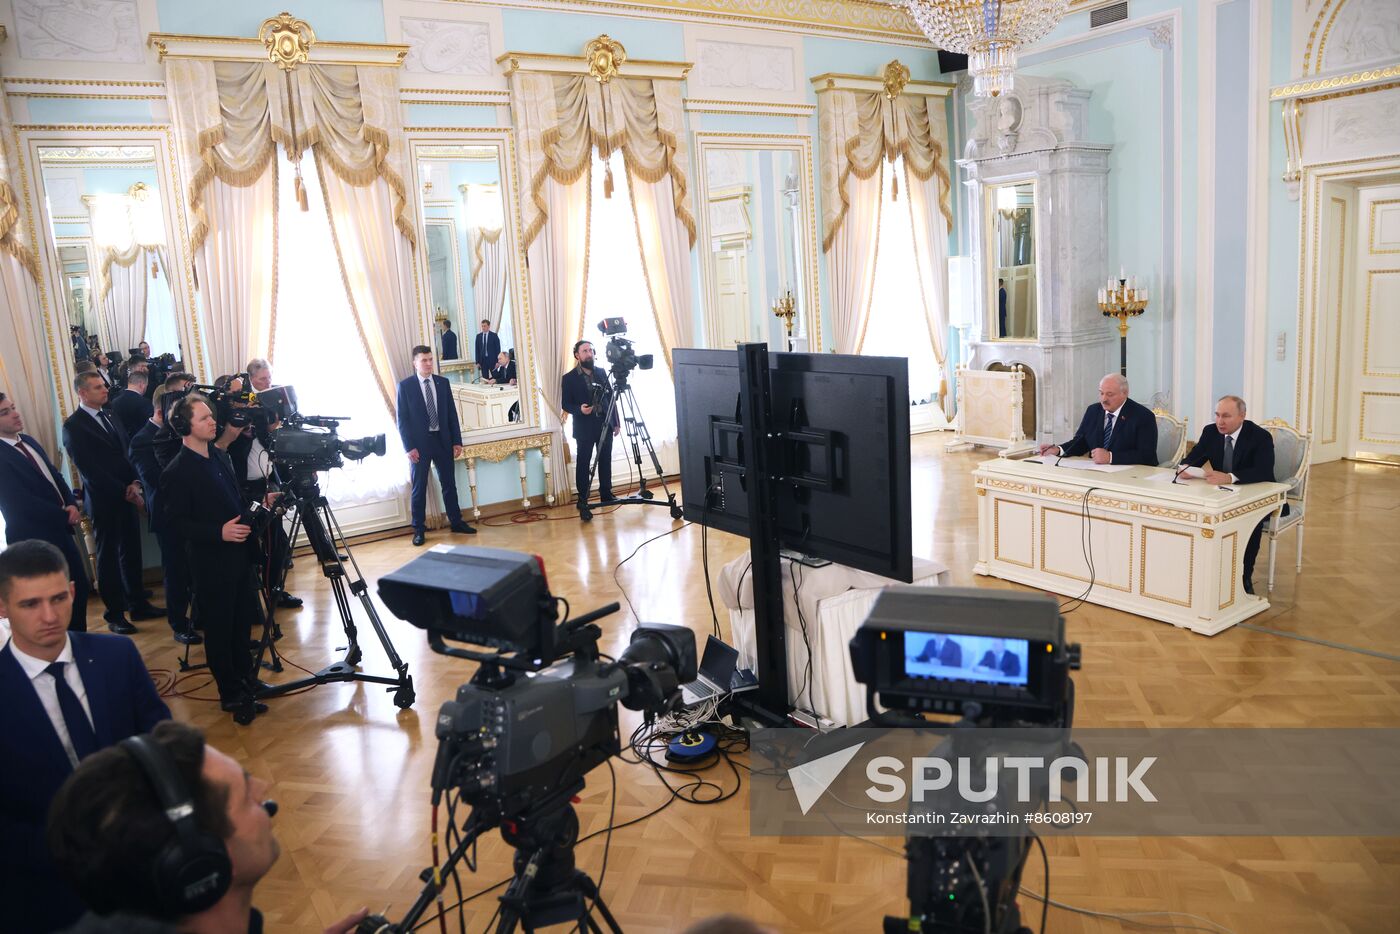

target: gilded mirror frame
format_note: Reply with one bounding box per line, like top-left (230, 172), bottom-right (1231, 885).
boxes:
top-left (982, 176), bottom-right (1039, 343)
top-left (692, 132), bottom-right (822, 352)
top-left (13, 124), bottom-right (205, 423)
top-left (405, 127), bottom-right (539, 441)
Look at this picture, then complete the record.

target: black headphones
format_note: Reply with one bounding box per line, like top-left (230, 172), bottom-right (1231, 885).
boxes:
top-left (120, 735), bottom-right (233, 916)
top-left (168, 395), bottom-right (196, 437)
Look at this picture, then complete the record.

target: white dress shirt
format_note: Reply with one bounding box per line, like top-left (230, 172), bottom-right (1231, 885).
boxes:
top-left (79, 402), bottom-right (111, 433)
top-left (246, 435), bottom-right (270, 481)
top-left (1, 434), bottom-right (65, 501)
top-left (10, 637), bottom-right (94, 768)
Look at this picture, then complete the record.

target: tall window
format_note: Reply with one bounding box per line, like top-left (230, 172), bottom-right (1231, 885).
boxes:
top-left (269, 153), bottom-right (403, 504)
top-left (581, 151), bottom-right (678, 455)
top-left (862, 158), bottom-right (940, 405)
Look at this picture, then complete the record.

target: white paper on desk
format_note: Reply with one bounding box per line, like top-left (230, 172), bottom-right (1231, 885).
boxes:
top-left (1053, 459), bottom-right (1135, 473)
top-left (1176, 465), bottom-right (1205, 478)
top-left (1143, 470), bottom-right (1182, 484)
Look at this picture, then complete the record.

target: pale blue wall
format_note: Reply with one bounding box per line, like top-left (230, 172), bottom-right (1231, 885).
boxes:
top-left (1265, 0), bottom-right (1301, 421)
top-left (155, 0), bottom-right (386, 43)
top-left (1213, 0), bottom-right (1251, 403)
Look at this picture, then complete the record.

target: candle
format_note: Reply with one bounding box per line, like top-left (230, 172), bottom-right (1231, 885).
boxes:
top-left (1119, 266), bottom-right (1126, 281)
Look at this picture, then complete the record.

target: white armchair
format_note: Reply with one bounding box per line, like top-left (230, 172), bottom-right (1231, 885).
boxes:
top-left (1261, 419), bottom-right (1311, 594)
top-left (1153, 409), bottom-right (1188, 467)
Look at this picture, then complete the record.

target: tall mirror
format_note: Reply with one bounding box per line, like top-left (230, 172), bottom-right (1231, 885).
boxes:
top-left (988, 180), bottom-right (1037, 340)
top-left (413, 140), bottom-right (528, 436)
top-left (38, 145), bottom-right (183, 366)
top-left (695, 136), bottom-right (820, 351)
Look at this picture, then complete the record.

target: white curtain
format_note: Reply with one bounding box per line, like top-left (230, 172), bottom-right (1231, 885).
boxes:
top-left (904, 160), bottom-right (950, 403)
top-left (98, 245), bottom-right (149, 354)
top-left (526, 173), bottom-right (591, 501)
top-left (192, 173), bottom-right (278, 376)
top-left (628, 171), bottom-right (693, 371)
top-left (832, 168), bottom-right (883, 355)
top-left (471, 228), bottom-right (508, 333)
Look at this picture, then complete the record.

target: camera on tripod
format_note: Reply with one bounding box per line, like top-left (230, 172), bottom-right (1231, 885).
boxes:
top-left (597, 317), bottom-right (653, 384)
top-left (847, 587), bottom-right (1082, 934)
top-left (269, 415), bottom-right (387, 475)
top-left (371, 546), bottom-right (699, 932)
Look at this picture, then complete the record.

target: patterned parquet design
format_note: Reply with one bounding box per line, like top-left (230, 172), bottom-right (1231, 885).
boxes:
top-left (120, 440), bottom-right (1400, 932)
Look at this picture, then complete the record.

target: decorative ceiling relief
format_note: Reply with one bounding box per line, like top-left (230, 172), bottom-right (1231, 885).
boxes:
top-left (13, 0), bottom-right (144, 64)
top-left (694, 39), bottom-right (795, 92)
top-left (401, 17), bottom-right (493, 76)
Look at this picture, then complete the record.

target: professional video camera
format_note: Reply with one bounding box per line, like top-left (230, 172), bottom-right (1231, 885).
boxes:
top-left (370, 545), bottom-right (698, 933)
top-left (596, 316), bottom-right (653, 385)
top-left (848, 587), bottom-right (1082, 934)
top-left (269, 415), bottom-right (386, 475)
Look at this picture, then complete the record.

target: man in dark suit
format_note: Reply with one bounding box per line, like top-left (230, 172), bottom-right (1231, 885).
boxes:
top-left (0, 392), bottom-right (90, 631)
top-left (562, 340), bottom-right (621, 522)
top-left (485, 350), bottom-right (517, 385)
top-left (474, 318), bottom-right (501, 377)
top-left (70, 326), bottom-right (91, 362)
top-left (111, 366), bottom-right (154, 438)
top-left (397, 345), bottom-right (476, 546)
top-left (1039, 373), bottom-right (1158, 466)
top-left (914, 634), bottom-right (963, 668)
top-left (1180, 395), bottom-right (1278, 595)
top-left (976, 639), bottom-right (1022, 678)
top-left (62, 371), bottom-right (163, 634)
top-left (128, 386), bottom-right (198, 646)
top-left (0, 540), bottom-right (170, 933)
top-left (440, 318), bottom-right (460, 360)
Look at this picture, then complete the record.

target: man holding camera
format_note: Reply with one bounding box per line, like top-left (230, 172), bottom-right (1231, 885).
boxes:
top-left (231, 360), bottom-right (301, 610)
top-left (129, 385), bottom-right (198, 646)
top-left (561, 340), bottom-right (620, 523)
top-left (160, 395), bottom-right (266, 723)
top-left (397, 346), bottom-right (475, 546)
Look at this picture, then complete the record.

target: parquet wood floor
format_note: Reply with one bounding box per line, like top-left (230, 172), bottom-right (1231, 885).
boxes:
top-left (123, 438), bottom-right (1400, 933)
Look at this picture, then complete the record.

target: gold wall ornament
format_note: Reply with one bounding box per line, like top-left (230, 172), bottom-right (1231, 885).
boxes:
top-left (259, 12), bottom-right (316, 71)
top-left (127, 181), bottom-right (152, 202)
top-left (882, 60), bottom-right (910, 100)
top-left (585, 35), bottom-right (626, 84)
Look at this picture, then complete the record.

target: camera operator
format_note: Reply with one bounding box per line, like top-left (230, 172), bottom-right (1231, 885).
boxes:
top-left (129, 385), bottom-right (198, 647)
top-left (226, 395), bottom-right (301, 611)
top-left (47, 720), bottom-right (368, 934)
top-left (150, 373), bottom-right (197, 471)
top-left (561, 340), bottom-right (619, 522)
top-left (160, 395), bottom-right (266, 723)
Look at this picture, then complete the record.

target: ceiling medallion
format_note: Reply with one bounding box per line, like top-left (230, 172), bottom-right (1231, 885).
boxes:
top-left (898, 0), bottom-right (1069, 98)
top-left (259, 12), bottom-right (316, 72)
top-left (883, 60), bottom-right (911, 100)
top-left (585, 35), bottom-right (627, 84)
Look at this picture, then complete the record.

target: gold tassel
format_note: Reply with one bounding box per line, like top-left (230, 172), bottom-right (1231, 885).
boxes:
top-left (891, 169), bottom-right (899, 201)
top-left (603, 161), bottom-right (614, 200)
top-left (294, 168), bottom-right (309, 212)
top-left (151, 260), bottom-right (158, 279)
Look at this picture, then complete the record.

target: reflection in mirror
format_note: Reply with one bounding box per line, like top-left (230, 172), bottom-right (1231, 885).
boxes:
top-left (991, 181), bottom-right (1036, 339)
top-left (38, 146), bottom-right (181, 366)
top-left (416, 145), bottom-right (521, 434)
top-left (701, 147), bottom-right (811, 350)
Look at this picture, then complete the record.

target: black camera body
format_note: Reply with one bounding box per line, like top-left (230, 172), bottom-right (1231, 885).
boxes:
top-left (595, 318), bottom-right (653, 383)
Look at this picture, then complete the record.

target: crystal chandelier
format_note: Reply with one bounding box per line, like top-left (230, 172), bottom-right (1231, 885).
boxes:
top-left (898, 0), bottom-right (1070, 98)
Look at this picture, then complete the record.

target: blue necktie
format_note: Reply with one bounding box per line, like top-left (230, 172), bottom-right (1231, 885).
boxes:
top-left (423, 378), bottom-right (439, 432)
top-left (1103, 411), bottom-right (1116, 448)
top-left (45, 661), bottom-right (97, 763)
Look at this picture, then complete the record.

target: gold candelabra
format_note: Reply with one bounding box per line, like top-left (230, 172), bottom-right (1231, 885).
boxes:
top-left (771, 290), bottom-right (796, 350)
top-left (1097, 272), bottom-right (1149, 377)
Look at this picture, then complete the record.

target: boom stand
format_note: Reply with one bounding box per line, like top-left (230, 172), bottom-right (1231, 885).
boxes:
top-left (584, 369), bottom-right (683, 519)
top-left (250, 475), bottom-right (415, 708)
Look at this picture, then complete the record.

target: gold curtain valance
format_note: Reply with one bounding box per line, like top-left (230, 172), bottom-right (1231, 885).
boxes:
top-left (511, 69), bottom-right (696, 251)
top-left (166, 57), bottom-right (414, 255)
top-left (818, 82), bottom-right (954, 251)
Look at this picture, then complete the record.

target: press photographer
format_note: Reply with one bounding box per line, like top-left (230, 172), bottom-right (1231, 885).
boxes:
top-left (561, 339), bottom-right (620, 522)
top-left (159, 395), bottom-right (267, 724)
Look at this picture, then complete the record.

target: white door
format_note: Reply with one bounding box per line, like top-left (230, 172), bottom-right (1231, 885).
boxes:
top-left (1349, 184), bottom-right (1400, 460)
top-left (714, 246), bottom-right (751, 347)
top-left (1311, 185), bottom-right (1358, 464)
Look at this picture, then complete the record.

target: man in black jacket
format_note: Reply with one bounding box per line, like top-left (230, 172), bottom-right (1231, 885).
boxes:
top-left (0, 392), bottom-right (89, 631)
top-left (913, 634), bottom-right (962, 668)
top-left (128, 386), bottom-right (198, 646)
top-left (396, 346), bottom-right (475, 545)
top-left (439, 318), bottom-right (459, 360)
top-left (561, 341), bottom-right (620, 522)
top-left (111, 366), bottom-right (154, 438)
top-left (62, 371), bottom-right (163, 634)
top-left (1039, 373), bottom-right (1158, 466)
top-left (160, 395), bottom-right (265, 723)
top-left (1180, 395), bottom-right (1278, 595)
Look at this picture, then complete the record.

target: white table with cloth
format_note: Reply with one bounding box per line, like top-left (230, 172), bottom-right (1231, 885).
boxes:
top-left (717, 554), bottom-right (950, 726)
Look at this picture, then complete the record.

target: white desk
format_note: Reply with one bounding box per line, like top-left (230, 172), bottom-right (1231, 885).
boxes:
top-left (451, 383), bottom-right (520, 431)
top-left (973, 458), bottom-right (1289, 634)
top-left (718, 555), bottom-right (951, 726)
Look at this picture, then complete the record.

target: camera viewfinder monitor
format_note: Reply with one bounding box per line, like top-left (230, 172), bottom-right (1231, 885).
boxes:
top-left (674, 348), bottom-right (913, 582)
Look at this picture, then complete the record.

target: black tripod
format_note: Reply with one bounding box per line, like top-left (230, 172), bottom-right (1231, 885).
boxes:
top-left (374, 783), bottom-right (620, 934)
top-left (250, 473), bottom-right (415, 709)
top-left (585, 368), bottom-right (682, 520)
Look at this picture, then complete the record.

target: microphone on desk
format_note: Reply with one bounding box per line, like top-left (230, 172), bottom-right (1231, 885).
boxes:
top-left (1171, 465), bottom-right (1185, 485)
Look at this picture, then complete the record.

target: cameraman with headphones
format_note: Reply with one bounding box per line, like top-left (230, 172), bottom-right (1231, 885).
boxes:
top-left (160, 395), bottom-right (266, 725)
top-left (47, 720), bottom-right (367, 934)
